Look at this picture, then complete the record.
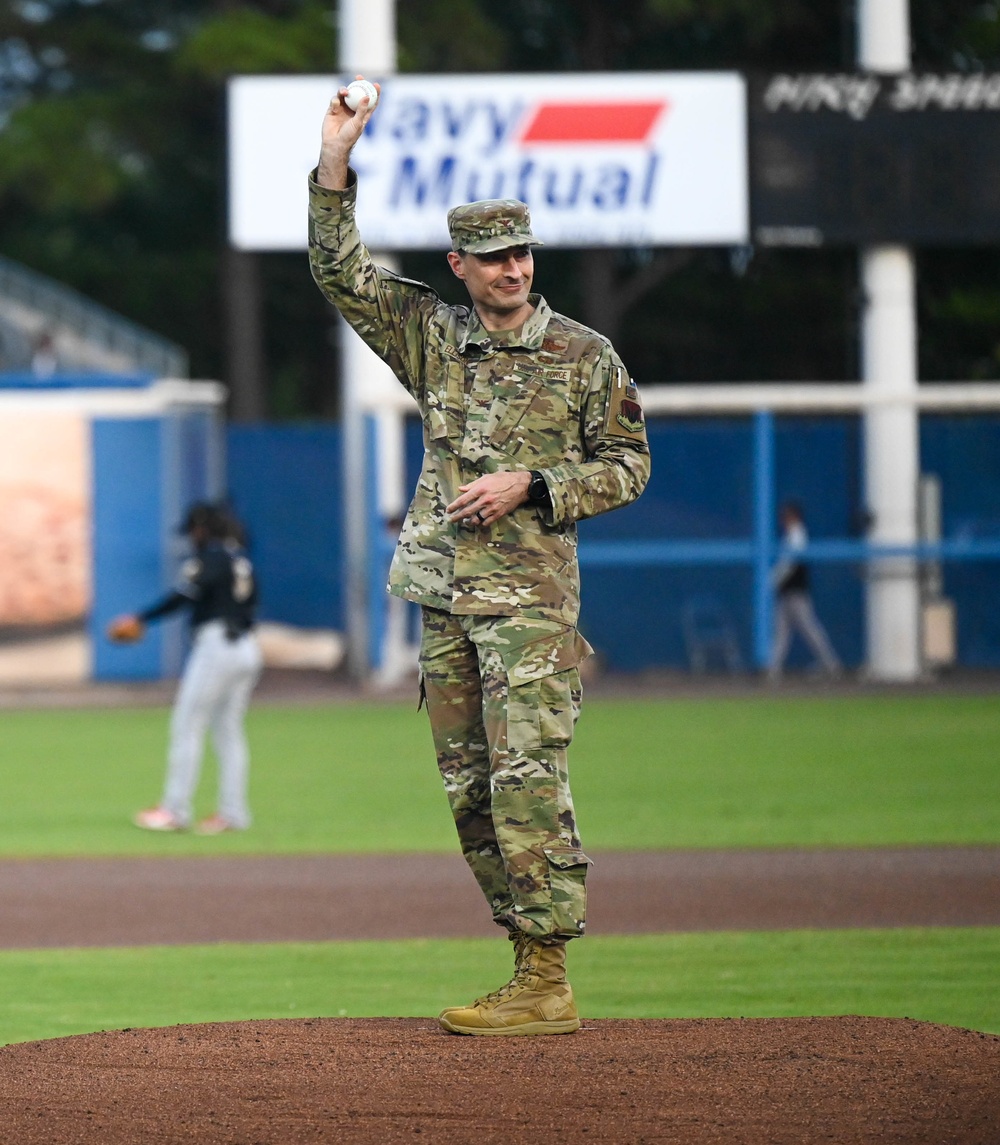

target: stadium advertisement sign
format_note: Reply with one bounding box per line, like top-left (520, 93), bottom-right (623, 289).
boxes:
top-left (229, 72), bottom-right (748, 251)
top-left (0, 411), bottom-right (90, 682)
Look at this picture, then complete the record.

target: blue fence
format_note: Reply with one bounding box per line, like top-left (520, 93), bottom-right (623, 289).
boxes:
top-left (227, 426), bottom-right (345, 630)
top-left (0, 371), bottom-right (157, 389)
top-left (92, 408), bottom-right (219, 680)
top-left (226, 412), bottom-right (1000, 673)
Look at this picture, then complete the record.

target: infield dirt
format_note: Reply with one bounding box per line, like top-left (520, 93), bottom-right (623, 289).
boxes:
top-left (1, 1015), bottom-right (998, 1143)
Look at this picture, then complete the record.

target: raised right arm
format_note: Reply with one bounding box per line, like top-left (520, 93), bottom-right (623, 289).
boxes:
top-left (308, 79), bottom-right (442, 399)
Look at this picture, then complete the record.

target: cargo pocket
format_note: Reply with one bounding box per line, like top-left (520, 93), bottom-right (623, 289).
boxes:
top-left (543, 845), bottom-right (592, 938)
top-left (501, 628), bottom-right (593, 754)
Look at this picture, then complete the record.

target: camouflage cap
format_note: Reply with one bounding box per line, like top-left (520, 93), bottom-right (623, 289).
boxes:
top-left (447, 199), bottom-right (543, 254)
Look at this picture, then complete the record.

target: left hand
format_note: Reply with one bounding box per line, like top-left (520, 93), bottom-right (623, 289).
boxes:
top-left (447, 471), bottom-right (532, 526)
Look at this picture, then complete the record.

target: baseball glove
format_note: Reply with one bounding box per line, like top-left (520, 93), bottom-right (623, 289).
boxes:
top-left (107, 614), bottom-right (145, 644)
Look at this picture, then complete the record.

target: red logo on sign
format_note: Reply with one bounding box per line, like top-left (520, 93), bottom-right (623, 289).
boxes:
top-left (519, 101), bottom-right (669, 144)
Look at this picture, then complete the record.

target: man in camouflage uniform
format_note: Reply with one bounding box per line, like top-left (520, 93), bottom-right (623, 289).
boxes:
top-left (308, 79), bottom-right (650, 1036)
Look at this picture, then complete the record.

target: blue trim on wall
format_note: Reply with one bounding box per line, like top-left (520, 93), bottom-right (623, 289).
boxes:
top-left (0, 372), bottom-right (156, 390)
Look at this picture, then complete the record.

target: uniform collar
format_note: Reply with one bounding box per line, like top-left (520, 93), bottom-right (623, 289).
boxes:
top-left (458, 294), bottom-right (551, 354)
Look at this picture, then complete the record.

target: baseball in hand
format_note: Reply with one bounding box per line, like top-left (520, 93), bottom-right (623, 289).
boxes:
top-left (344, 80), bottom-right (378, 112)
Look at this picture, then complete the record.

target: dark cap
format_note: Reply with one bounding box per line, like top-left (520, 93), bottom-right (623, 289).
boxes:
top-left (178, 501), bottom-right (231, 539)
top-left (447, 199), bottom-right (543, 254)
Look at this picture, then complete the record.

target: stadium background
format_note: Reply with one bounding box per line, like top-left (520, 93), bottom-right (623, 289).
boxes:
top-left (224, 413), bottom-right (1000, 673)
top-left (0, 3), bottom-right (998, 1137)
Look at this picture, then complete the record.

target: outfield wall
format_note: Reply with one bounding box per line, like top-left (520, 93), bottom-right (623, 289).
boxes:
top-left (0, 375), bottom-right (224, 684)
top-left (227, 414), bottom-right (1000, 674)
top-left (10, 383), bottom-right (994, 683)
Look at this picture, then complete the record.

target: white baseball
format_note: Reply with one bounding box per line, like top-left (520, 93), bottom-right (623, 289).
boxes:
top-left (344, 80), bottom-right (378, 112)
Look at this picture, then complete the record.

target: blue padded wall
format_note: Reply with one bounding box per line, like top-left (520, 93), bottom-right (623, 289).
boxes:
top-left (230, 414), bottom-right (1000, 673)
top-left (226, 425), bottom-right (344, 629)
top-left (922, 414), bottom-right (1000, 667)
top-left (90, 418), bottom-right (169, 680)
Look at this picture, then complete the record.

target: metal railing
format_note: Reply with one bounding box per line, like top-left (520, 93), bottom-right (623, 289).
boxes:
top-left (0, 253), bottom-right (188, 377)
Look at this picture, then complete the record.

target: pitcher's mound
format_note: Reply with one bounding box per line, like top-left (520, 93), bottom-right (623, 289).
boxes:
top-left (1, 1016), bottom-right (998, 1143)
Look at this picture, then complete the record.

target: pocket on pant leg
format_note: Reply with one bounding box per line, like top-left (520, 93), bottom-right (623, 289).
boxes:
top-left (506, 671), bottom-right (577, 753)
top-left (542, 845), bottom-right (592, 939)
top-left (501, 628), bottom-right (591, 755)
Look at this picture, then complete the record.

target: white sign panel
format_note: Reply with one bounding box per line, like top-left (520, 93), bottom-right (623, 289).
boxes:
top-left (229, 72), bottom-right (748, 251)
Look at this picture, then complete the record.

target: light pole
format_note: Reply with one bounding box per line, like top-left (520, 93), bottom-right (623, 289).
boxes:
top-left (857, 0), bottom-right (922, 680)
top-left (337, 0), bottom-right (399, 680)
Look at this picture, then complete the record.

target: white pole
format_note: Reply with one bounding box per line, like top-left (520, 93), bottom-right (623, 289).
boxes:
top-left (858, 0), bottom-right (922, 681)
top-left (339, 0), bottom-right (395, 71)
top-left (338, 0), bottom-right (398, 680)
top-left (857, 1), bottom-right (910, 70)
top-left (860, 247), bottom-right (921, 679)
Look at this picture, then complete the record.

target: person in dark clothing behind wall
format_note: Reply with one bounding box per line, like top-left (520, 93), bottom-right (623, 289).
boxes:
top-left (768, 500), bottom-right (842, 681)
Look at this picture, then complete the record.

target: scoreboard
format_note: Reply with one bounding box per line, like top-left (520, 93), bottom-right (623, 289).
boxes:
top-left (749, 73), bottom-right (1000, 246)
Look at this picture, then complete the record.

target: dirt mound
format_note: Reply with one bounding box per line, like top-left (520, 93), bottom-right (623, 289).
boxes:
top-left (1, 1016), bottom-right (997, 1143)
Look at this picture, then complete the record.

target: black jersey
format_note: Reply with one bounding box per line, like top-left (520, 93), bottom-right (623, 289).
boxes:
top-left (774, 520), bottom-right (810, 595)
top-left (777, 560), bottom-right (810, 594)
top-left (139, 541), bottom-right (258, 637)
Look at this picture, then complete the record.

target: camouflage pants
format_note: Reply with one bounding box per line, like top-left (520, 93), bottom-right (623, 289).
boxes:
top-left (419, 606), bottom-right (593, 942)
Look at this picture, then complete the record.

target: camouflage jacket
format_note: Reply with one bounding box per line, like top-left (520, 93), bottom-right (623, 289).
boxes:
top-left (308, 172), bottom-right (651, 626)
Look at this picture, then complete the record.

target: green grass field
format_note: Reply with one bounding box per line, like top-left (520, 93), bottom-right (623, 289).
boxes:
top-left (2, 693), bottom-right (998, 855)
top-left (0, 692), bottom-right (998, 1044)
top-left (2, 929), bottom-right (998, 1046)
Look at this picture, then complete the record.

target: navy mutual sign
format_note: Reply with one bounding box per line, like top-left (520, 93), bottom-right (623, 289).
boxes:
top-left (229, 72), bottom-right (748, 251)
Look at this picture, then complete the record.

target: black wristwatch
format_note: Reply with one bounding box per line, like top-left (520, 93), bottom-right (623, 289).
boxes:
top-left (526, 470), bottom-right (550, 506)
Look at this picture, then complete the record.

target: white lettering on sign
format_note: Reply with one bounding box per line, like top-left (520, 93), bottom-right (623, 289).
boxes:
top-left (889, 73), bottom-right (1000, 110)
top-left (762, 74), bottom-right (882, 120)
top-left (762, 72), bottom-right (1000, 120)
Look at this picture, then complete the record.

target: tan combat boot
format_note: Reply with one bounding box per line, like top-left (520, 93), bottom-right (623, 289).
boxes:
top-left (438, 937), bottom-right (580, 1036)
top-left (438, 931), bottom-right (528, 1019)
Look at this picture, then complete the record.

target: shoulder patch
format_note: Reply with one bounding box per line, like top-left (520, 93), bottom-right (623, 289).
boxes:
top-left (603, 365), bottom-right (646, 439)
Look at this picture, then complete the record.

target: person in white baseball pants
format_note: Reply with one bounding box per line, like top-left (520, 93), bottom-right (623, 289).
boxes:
top-left (107, 502), bottom-right (263, 834)
top-left (162, 618), bottom-right (262, 830)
